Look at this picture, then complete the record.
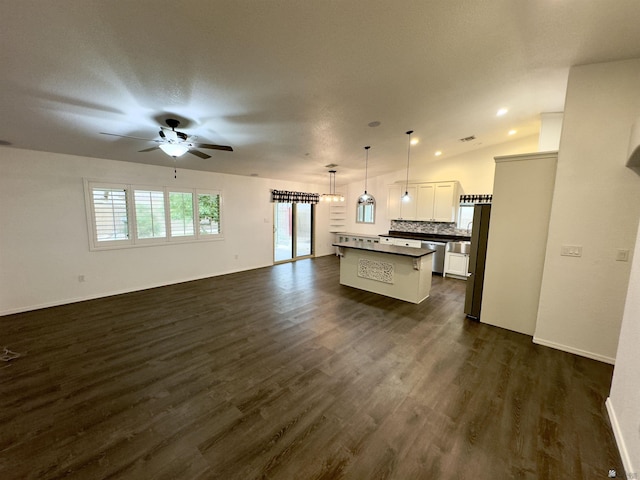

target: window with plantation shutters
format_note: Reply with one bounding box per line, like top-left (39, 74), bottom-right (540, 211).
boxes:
top-left (90, 184), bottom-right (129, 245)
top-left (169, 191), bottom-right (195, 238)
top-left (198, 192), bottom-right (221, 235)
top-left (134, 188), bottom-right (166, 240)
top-left (85, 180), bottom-right (224, 250)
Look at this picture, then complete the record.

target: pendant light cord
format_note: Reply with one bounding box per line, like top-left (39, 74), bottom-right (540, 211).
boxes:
top-left (405, 130), bottom-right (413, 194)
top-left (364, 146), bottom-right (370, 194)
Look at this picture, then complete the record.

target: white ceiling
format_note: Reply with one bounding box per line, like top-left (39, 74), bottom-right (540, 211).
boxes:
top-left (2, 0), bottom-right (640, 185)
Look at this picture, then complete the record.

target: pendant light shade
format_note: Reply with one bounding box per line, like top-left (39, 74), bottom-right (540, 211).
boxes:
top-left (402, 130), bottom-right (414, 202)
top-left (320, 170), bottom-right (344, 202)
top-left (357, 146), bottom-right (375, 206)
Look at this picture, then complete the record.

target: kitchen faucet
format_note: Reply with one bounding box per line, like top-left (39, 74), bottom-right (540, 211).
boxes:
top-left (467, 221), bottom-right (473, 234)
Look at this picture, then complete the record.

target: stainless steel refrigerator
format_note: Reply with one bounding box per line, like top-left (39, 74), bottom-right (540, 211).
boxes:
top-left (464, 204), bottom-right (491, 319)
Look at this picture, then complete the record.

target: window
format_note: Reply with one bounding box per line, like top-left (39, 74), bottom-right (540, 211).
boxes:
top-left (169, 191), bottom-right (195, 238)
top-left (198, 192), bottom-right (221, 235)
top-left (356, 201), bottom-right (375, 224)
top-left (89, 184), bottom-right (129, 246)
top-left (134, 188), bottom-right (166, 240)
top-left (457, 205), bottom-right (475, 230)
top-left (85, 180), bottom-right (223, 250)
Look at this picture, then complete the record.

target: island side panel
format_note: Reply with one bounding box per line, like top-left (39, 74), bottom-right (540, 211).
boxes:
top-left (338, 248), bottom-right (433, 304)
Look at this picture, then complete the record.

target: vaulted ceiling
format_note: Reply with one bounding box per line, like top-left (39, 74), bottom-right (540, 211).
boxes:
top-left (2, 0), bottom-right (640, 184)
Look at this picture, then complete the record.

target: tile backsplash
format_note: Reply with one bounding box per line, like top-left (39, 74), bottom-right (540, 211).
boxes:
top-left (391, 220), bottom-right (470, 236)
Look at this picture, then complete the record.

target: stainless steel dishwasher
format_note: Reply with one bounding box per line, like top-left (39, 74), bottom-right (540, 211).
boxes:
top-left (421, 241), bottom-right (446, 274)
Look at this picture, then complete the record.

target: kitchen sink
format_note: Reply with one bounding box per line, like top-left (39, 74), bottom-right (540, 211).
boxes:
top-left (446, 241), bottom-right (471, 254)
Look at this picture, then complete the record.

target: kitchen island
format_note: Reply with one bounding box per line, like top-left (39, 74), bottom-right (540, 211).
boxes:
top-left (332, 240), bottom-right (435, 304)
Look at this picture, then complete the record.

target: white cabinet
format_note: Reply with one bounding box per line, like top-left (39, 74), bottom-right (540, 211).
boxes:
top-left (387, 184), bottom-right (417, 220)
top-left (444, 251), bottom-right (469, 278)
top-left (416, 184), bottom-right (435, 220)
top-left (388, 181), bottom-right (458, 222)
top-left (380, 236), bottom-right (421, 248)
top-left (433, 182), bottom-right (457, 222)
top-left (392, 238), bottom-right (421, 248)
top-left (417, 181), bottom-right (458, 222)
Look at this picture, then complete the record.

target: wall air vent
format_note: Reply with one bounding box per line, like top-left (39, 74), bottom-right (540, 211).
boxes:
top-left (459, 135), bottom-right (476, 142)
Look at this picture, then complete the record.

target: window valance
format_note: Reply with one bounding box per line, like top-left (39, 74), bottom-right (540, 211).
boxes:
top-left (271, 189), bottom-right (320, 204)
top-left (460, 194), bottom-right (492, 205)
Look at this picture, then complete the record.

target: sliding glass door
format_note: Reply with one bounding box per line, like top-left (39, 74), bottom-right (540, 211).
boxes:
top-left (274, 202), bottom-right (314, 263)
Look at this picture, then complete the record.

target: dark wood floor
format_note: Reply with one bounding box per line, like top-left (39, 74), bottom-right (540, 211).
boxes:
top-left (1, 255), bottom-right (623, 479)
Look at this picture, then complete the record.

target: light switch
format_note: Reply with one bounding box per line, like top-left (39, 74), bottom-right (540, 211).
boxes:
top-left (561, 245), bottom-right (582, 257)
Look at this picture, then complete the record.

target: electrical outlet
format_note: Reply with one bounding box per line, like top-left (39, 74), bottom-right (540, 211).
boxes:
top-left (561, 245), bottom-right (582, 257)
top-left (616, 249), bottom-right (630, 262)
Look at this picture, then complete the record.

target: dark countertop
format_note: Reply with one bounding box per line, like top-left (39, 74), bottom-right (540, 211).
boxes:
top-left (380, 231), bottom-right (472, 242)
top-left (332, 240), bottom-right (435, 258)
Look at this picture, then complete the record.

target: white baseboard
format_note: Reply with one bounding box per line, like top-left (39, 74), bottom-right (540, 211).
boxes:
top-left (606, 397), bottom-right (635, 477)
top-left (0, 262), bottom-right (271, 317)
top-left (532, 336), bottom-right (616, 364)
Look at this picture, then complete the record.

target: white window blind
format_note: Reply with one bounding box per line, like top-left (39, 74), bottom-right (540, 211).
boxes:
top-left (85, 180), bottom-right (223, 250)
top-left (169, 191), bottom-right (195, 237)
top-left (134, 189), bottom-right (166, 239)
top-left (198, 192), bottom-right (221, 235)
top-left (91, 186), bottom-right (129, 243)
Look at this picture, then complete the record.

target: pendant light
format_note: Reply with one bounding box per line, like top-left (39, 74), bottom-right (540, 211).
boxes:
top-left (320, 170), bottom-right (344, 202)
top-left (357, 146), bottom-right (375, 206)
top-left (402, 130), bottom-right (414, 202)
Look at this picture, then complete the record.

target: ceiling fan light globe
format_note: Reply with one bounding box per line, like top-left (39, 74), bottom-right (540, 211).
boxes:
top-left (159, 143), bottom-right (189, 157)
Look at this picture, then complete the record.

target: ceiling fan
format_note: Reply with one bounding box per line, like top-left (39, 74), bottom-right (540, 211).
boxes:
top-left (100, 118), bottom-right (233, 159)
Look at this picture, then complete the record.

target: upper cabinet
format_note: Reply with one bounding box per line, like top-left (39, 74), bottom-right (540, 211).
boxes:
top-left (388, 181), bottom-right (459, 222)
top-left (387, 184), bottom-right (417, 220)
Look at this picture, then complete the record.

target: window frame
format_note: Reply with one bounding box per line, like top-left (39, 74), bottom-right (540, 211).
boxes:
top-left (84, 179), bottom-right (224, 251)
top-left (168, 189), bottom-right (197, 241)
top-left (196, 190), bottom-right (223, 238)
top-left (132, 185), bottom-right (168, 245)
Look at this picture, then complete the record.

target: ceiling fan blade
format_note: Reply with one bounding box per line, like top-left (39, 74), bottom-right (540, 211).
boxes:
top-left (187, 149), bottom-right (211, 159)
top-left (160, 126), bottom-right (188, 140)
top-left (100, 132), bottom-right (159, 142)
top-left (194, 143), bottom-right (233, 152)
top-left (138, 146), bottom-right (160, 153)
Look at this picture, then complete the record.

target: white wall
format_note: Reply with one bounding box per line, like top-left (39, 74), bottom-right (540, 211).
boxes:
top-left (481, 152), bottom-right (557, 335)
top-left (534, 59), bottom-right (640, 363)
top-left (607, 217), bottom-right (640, 476)
top-left (0, 147), bottom-right (333, 315)
top-left (339, 134), bottom-right (539, 235)
top-left (538, 112), bottom-right (564, 151)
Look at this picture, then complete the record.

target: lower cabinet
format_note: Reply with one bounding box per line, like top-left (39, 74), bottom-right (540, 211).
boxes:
top-left (444, 252), bottom-right (469, 279)
top-left (380, 237), bottom-right (421, 248)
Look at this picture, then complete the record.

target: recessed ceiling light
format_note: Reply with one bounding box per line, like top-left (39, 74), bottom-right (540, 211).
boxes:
top-left (435, 151), bottom-right (442, 156)
top-left (508, 129), bottom-right (517, 135)
top-left (497, 108), bottom-right (508, 116)
top-left (410, 138), bottom-right (419, 145)
top-left (368, 121), bottom-right (381, 128)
